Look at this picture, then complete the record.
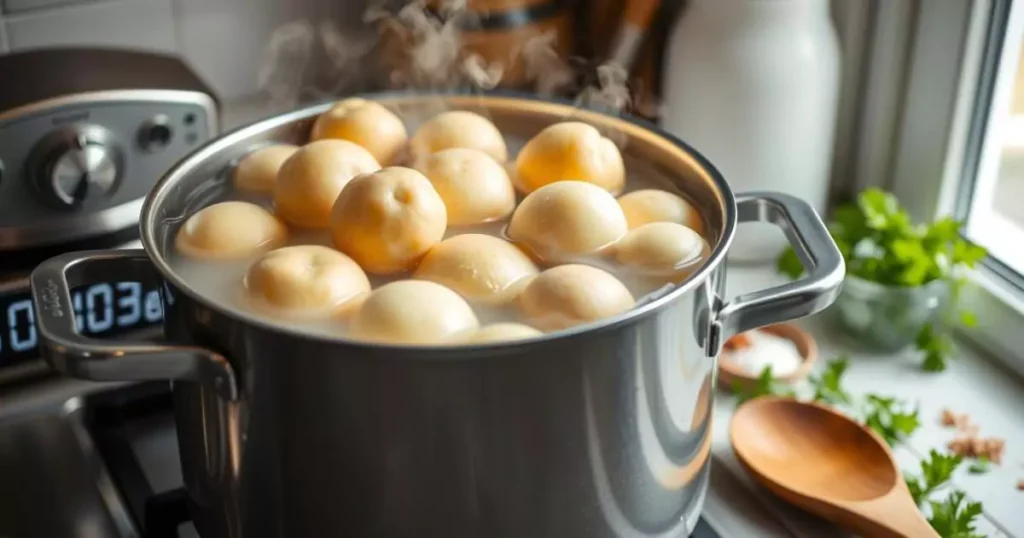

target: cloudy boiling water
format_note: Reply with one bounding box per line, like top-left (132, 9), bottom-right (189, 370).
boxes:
top-left (169, 134), bottom-right (710, 342)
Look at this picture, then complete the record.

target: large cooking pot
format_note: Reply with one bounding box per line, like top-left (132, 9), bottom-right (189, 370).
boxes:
top-left (31, 92), bottom-right (844, 538)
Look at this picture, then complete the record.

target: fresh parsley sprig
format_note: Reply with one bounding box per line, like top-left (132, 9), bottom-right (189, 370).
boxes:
top-left (906, 450), bottom-right (963, 506)
top-left (928, 490), bottom-right (986, 538)
top-left (776, 189), bottom-right (987, 372)
top-left (861, 395), bottom-right (921, 447)
top-left (733, 366), bottom-right (795, 405)
top-left (967, 457), bottom-right (991, 475)
top-left (808, 356), bottom-right (852, 405)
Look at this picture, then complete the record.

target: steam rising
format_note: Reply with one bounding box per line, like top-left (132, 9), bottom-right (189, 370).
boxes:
top-left (258, 0), bottom-right (637, 137)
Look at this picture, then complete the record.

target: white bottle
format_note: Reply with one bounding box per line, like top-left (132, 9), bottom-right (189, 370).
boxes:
top-left (662, 0), bottom-right (840, 263)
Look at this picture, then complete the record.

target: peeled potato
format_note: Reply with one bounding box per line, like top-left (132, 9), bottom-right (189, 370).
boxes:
top-left (614, 222), bottom-right (710, 283)
top-left (410, 111), bottom-right (508, 163)
top-left (330, 167), bottom-right (447, 274)
top-left (416, 148), bottom-right (516, 226)
top-left (617, 189), bottom-right (704, 235)
top-left (274, 140), bottom-right (380, 228)
top-left (350, 280), bottom-right (479, 345)
top-left (414, 234), bottom-right (538, 304)
top-left (515, 122), bottom-right (625, 194)
top-left (311, 98), bottom-right (408, 165)
top-left (175, 201), bottom-right (287, 260)
top-left (518, 264), bottom-right (635, 331)
top-left (457, 323), bottom-right (542, 344)
top-left (507, 180), bottom-right (628, 263)
top-left (244, 245), bottom-right (370, 316)
top-left (233, 144), bottom-right (298, 194)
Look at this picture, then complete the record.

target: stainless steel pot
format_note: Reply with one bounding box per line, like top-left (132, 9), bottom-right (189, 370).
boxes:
top-left (31, 93), bottom-right (844, 538)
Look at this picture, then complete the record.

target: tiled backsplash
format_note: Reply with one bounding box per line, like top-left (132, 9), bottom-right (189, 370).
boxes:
top-left (0, 0), bottom-right (364, 102)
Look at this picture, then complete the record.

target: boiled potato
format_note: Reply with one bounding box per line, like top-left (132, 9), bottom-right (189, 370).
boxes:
top-left (330, 167), bottom-right (447, 274)
top-left (244, 245), bottom-right (370, 317)
top-left (614, 222), bottom-right (709, 283)
top-left (311, 98), bottom-right (408, 165)
top-left (414, 234), bottom-right (538, 304)
top-left (514, 122), bottom-right (625, 194)
top-left (274, 140), bottom-right (380, 228)
top-left (416, 148), bottom-right (516, 226)
top-left (518, 264), bottom-right (635, 331)
top-left (350, 280), bottom-right (479, 344)
top-left (233, 144), bottom-right (298, 194)
top-left (175, 201), bottom-right (287, 260)
top-left (617, 189), bottom-right (704, 235)
top-left (456, 323), bottom-right (542, 344)
top-left (507, 180), bottom-right (628, 263)
top-left (410, 110), bottom-right (507, 163)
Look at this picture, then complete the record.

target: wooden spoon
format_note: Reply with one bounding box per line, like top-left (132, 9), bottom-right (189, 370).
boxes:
top-left (730, 397), bottom-right (938, 538)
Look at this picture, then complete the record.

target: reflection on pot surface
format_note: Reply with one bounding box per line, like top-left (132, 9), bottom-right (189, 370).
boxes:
top-left (32, 93), bottom-right (844, 538)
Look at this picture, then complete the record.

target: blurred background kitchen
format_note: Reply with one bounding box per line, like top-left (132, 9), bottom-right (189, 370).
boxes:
top-left (5, 0), bottom-right (1024, 536)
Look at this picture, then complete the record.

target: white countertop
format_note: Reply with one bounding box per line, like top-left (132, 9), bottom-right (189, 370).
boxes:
top-left (710, 264), bottom-right (1023, 538)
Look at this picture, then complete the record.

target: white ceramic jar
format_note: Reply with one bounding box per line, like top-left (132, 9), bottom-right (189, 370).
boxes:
top-left (662, 0), bottom-right (840, 262)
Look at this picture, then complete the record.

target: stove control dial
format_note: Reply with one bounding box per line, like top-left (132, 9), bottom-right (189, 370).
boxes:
top-left (33, 127), bottom-right (122, 210)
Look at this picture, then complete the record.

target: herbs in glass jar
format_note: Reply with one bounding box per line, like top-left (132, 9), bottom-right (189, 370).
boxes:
top-left (776, 189), bottom-right (987, 371)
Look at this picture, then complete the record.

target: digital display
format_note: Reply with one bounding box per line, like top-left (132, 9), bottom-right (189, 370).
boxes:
top-left (0, 281), bottom-right (164, 368)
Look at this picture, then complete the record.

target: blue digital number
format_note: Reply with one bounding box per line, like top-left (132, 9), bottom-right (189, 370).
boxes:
top-left (144, 289), bottom-right (163, 322)
top-left (7, 299), bottom-right (37, 352)
top-left (72, 291), bottom-right (85, 332)
top-left (116, 282), bottom-right (142, 327)
top-left (85, 283), bottom-right (114, 333)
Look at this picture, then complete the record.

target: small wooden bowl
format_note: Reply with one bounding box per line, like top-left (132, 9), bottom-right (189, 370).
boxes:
top-left (717, 323), bottom-right (818, 392)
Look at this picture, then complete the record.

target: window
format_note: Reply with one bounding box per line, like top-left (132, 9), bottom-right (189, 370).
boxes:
top-left (889, 0), bottom-right (1024, 375)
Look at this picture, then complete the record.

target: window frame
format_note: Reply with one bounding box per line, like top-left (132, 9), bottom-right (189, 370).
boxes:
top-left (888, 0), bottom-right (1024, 377)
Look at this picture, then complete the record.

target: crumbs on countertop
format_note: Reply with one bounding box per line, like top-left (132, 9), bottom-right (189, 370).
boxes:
top-left (940, 408), bottom-right (1006, 465)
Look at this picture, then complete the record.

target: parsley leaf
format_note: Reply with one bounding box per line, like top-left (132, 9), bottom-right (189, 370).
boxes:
top-left (905, 450), bottom-right (963, 506)
top-left (809, 356), bottom-right (852, 405)
top-left (927, 490), bottom-right (985, 538)
top-left (967, 457), bottom-right (990, 475)
top-left (776, 247), bottom-right (804, 280)
top-left (862, 395), bottom-right (921, 446)
top-left (774, 188), bottom-right (987, 372)
top-left (733, 366), bottom-right (795, 405)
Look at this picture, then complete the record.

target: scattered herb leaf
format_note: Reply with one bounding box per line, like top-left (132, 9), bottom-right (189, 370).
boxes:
top-left (927, 490), bottom-right (985, 538)
top-left (906, 450), bottom-right (963, 506)
top-left (967, 457), bottom-right (991, 475)
top-left (808, 356), bottom-right (852, 405)
top-left (775, 188), bottom-right (987, 372)
top-left (862, 394), bottom-right (921, 446)
top-left (733, 366), bottom-right (795, 405)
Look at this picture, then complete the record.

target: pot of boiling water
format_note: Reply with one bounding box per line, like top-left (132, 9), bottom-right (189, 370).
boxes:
top-left (31, 92), bottom-right (844, 538)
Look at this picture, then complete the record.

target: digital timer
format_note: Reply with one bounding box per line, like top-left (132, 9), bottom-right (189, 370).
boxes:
top-left (0, 280), bottom-right (165, 367)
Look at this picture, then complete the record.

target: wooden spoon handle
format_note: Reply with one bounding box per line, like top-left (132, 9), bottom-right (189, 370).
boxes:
top-left (845, 491), bottom-right (940, 538)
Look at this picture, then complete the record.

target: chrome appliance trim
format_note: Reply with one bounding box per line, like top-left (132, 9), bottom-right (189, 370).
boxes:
top-left (0, 199), bottom-right (144, 250)
top-left (0, 89), bottom-right (218, 134)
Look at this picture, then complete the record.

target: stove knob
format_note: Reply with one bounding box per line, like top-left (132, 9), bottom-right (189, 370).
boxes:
top-left (38, 132), bottom-right (121, 209)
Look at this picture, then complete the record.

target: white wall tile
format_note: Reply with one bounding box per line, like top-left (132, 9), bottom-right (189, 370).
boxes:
top-left (173, 0), bottom-right (289, 101)
top-left (5, 0), bottom-right (176, 53)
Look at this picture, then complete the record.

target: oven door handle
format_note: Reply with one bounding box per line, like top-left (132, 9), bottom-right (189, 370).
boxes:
top-left (715, 192), bottom-right (845, 345)
top-left (30, 249), bottom-right (238, 401)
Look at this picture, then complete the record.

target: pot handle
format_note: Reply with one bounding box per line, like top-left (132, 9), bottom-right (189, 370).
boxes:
top-left (715, 192), bottom-right (845, 345)
top-left (30, 249), bottom-right (238, 401)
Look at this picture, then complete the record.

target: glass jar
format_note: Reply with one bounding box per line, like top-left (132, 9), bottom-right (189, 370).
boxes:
top-left (831, 275), bottom-right (950, 352)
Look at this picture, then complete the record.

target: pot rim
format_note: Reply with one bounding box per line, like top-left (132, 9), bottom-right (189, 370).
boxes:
top-left (141, 89), bottom-right (738, 353)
